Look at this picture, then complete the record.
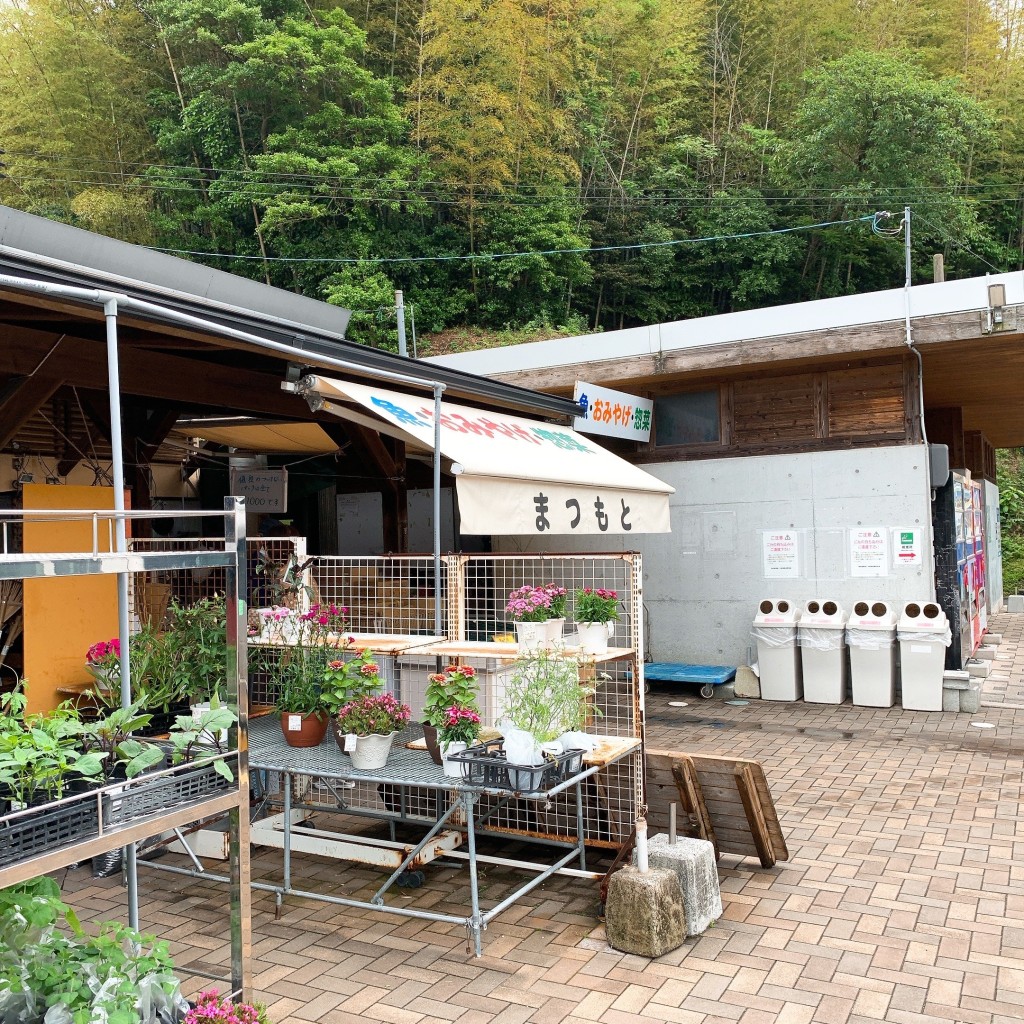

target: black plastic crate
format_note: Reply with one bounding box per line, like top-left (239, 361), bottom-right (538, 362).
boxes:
top-left (0, 796), bottom-right (101, 867)
top-left (104, 758), bottom-right (231, 826)
top-left (448, 742), bottom-right (585, 794)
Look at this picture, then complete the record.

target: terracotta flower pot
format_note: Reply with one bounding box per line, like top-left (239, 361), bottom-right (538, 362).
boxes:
top-left (279, 710), bottom-right (330, 748)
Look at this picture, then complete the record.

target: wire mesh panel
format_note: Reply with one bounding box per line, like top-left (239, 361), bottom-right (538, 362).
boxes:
top-left (311, 556), bottom-right (447, 636)
top-left (128, 537), bottom-right (305, 627)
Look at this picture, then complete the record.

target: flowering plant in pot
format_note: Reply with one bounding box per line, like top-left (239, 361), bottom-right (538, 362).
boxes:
top-left (542, 584), bottom-right (568, 643)
top-left (573, 588), bottom-right (620, 655)
top-left (322, 647), bottom-right (382, 714)
top-left (422, 664), bottom-right (478, 765)
top-left (185, 990), bottom-right (272, 1024)
top-left (334, 692), bottom-right (412, 770)
top-left (506, 585), bottom-right (555, 651)
top-left (438, 704), bottom-right (482, 778)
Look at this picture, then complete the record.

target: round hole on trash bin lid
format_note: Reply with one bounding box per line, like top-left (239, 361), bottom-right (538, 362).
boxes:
top-left (854, 601), bottom-right (869, 616)
top-left (924, 604), bottom-right (940, 618)
top-left (823, 601), bottom-right (838, 615)
top-left (905, 602), bottom-right (921, 617)
top-left (970, 722), bottom-right (995, 729)
top-left (668, 701), bottom-right (689, 708)
top-left (807, 601), bottom-right (820, 614)
top-left (871, 602), bottom-right (887, 617)
top-left (759, 600), bottom-right (774, 614)
top-left (777, 600), bottom-right (790, 612)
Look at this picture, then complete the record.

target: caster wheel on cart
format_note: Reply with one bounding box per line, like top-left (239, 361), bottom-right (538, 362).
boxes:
top-left (397, 870), bottom-right (425, 889)
top-left (700, 684), bottom-right (715, 699)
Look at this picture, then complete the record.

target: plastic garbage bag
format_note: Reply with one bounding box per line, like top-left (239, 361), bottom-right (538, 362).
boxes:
top-left (137, 970), bottom-right (189, 1024)
top-left (500, 724), bottom-right (543, 766)
top-left (797, 626), bottom-right (845, 651)
top-left (557, 731), bottom-right (596, 751)
top-left (750, 624), bottom-right (797, 647)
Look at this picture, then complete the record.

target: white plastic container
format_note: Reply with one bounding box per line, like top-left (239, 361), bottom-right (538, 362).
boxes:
top-left (798, 600), bottom-right (848, 704)
top-left (897, 602), bottom-right (952, 711)
top-left (847, 600), bottom-right (898, 708)
top-left (752, 599), bottom-right (802, 701)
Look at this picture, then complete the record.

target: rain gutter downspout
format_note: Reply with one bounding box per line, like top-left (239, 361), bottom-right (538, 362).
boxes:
top-left (902, 207), bottom-right (928, 448)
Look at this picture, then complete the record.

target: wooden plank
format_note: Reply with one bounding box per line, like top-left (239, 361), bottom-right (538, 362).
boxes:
top-left (671, 758), bottom-right (717, 855)
top-left (735, 765), bottom-right (776, 868)
top-left (647, 750), bottom-right (789, 865)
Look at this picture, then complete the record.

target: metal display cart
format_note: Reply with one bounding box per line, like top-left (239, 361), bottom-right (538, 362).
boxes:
top-left (0, 499), bottom-right (252, 1001)
top-left (246, 715), bottom-right (640, 956)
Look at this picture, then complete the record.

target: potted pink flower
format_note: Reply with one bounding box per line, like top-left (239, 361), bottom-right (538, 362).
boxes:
top-left (184, 990), bottom-right (271, 1024)
top-left (438, 703), bottom-right (482, 778)
top-left (333, 692), bottom-right (411, 770)
top-left (505, 585), bottom-right (552, 652)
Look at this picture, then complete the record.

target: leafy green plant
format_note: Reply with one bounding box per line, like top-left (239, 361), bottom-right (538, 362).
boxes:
top-left (322, 648), bottom-right (383, 715)
top-left (501, 651), bottom-right (595, 744)
top-left (165, 695), bottom-right (238, 781)
top-left (163, 595), bottom-right (228, 704)
top-left (0, 690), bottom-right (104, 804)
top-left (0, 878), bottom-right (183, 1024)
top-left (72, 704), bottom-right (165, 781)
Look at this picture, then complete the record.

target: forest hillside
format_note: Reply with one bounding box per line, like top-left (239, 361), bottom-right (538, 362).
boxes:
top-left (1, 0), bottom-right (1024, 352)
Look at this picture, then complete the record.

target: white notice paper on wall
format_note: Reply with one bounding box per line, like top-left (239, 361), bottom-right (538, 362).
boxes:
top-left (762, 530), bottom-right (800, 579)
top-left (850, 528), bottom-right (889, 577)
top-left (891, 528), bottom-right (923, 568)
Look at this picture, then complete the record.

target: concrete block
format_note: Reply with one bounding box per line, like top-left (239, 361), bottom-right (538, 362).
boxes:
top-left (733, 665), bottom-right (761, 699)
top-left (1007, 595), bottom-right (1024, 613)
top-left (641, 834), bottom-right (722, 936)
top-left (960, 681), bottom-right (982, 714)
top-left (605, 865), bottom-right (686, 957)
top-left (942, 670), bottom-right (971, 690)
top-left (985, 633), bottom-right (1002, 644)
top-left (974, 646), bottom-right (997, 661)
top-left (967, 660), bottom-right (991, 678)
top-left (942, 687), bottom-right (960, 712)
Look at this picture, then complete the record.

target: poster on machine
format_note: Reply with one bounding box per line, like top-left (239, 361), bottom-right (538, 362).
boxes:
top-left (850, 527), bottom-right (889, 577)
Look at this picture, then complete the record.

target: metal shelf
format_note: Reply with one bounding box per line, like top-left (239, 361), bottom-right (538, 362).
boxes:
top-left (0, 499), bottom-right (252, 1001)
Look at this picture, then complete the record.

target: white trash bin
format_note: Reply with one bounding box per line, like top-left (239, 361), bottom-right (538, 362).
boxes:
top-left (798, 600), bottom-right (848, 704)
top-left (752, 599), bottom-right (802, 701)
top-left (847, 601), bottom-right (898, 708)
top-left (897, 602), bottom-right (952, 711)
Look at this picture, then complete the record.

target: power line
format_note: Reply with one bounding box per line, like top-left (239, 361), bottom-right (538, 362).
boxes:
top-left (139, 212), bottom-right (885, 265)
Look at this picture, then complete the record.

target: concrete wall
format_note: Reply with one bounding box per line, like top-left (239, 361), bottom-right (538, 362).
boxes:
top-left (495, 445), bottom-right (935, 666)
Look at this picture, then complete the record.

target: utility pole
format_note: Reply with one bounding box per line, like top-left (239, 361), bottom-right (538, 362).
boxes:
top-left (395, 289), bottom-right (408, 357)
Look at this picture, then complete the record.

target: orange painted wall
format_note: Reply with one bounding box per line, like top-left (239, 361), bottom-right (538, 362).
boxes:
top-left (22, 484), bottom-right (119, 715)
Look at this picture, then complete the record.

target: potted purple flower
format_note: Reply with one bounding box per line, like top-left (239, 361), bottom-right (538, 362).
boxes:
top-left (505, 585), bottom-right (552, 652)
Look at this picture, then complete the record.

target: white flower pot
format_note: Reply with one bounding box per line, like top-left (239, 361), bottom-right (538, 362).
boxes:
top-left (575, 620), bottom-right (614, 656)
top-left (543, 618), bottom-right (566, 646)
top-left (348, 731), bottom-right (397, 770)
top-left (441, 740), bottom-right (468, 778)
top-left (515, 621), bottom-right (546, 653)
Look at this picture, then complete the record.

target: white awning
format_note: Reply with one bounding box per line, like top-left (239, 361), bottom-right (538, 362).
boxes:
top-left (300, 376), bottom-right (674, 535)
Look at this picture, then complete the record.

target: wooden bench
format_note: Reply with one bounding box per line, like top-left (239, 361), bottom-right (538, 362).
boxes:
top-left (646, 749), bottom-right (789, 868)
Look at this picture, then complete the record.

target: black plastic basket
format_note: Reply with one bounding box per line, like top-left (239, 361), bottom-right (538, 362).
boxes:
top-left (104, 759), bottom-right (231, 827)
top-left (0, 797), bottom-right (101, 867)
top-left (448, 742), bottom-right (585, 794)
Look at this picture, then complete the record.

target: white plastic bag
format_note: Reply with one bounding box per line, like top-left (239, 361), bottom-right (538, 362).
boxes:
top-left (500, 724), bottom-right (543, 766)
top-left (557, 731), bottom-right (596, 752)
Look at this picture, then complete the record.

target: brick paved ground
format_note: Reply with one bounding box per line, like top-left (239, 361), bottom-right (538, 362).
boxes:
top-left (59, 615), bottom-right (1024, 1024)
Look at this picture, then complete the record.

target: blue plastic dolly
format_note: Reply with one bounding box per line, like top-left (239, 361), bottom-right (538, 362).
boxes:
top-left (643, 662), bottom-right (737, 699)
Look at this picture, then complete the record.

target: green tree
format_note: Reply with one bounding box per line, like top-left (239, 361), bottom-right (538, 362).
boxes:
top-left (0, 0), bottom-right (157, 237)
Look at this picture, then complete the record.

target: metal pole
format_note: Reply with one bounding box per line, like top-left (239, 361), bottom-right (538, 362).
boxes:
top-left (409, 303), bottom-right (418, 359)
top-left (103, 298), bottom-right (139, 932)
top-left (395, 290), bottom-right (408, 358)
top-left (433, 385), bottom-right (443, 637)
top-left (224, 496), bottom-right (252, 1003)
